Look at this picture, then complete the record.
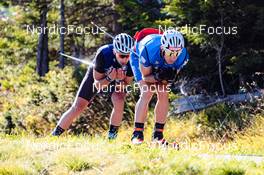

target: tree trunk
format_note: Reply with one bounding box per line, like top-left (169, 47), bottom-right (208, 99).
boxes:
top-left (72, 43), bottom-right (80, 67)
top-left (59, 0), bottom-right (65, 69)
top-left (112, 0), bottom-right (122, 34)
top-left (215, 11), bottom-right (225, 97)
top-left (36, 2), bottom-right (49, 77)
top-left (218, 53), bottom-right (225, 96)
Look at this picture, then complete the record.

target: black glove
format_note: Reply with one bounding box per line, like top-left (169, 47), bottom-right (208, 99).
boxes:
top-left (154, 67), bottom-right (177, 82)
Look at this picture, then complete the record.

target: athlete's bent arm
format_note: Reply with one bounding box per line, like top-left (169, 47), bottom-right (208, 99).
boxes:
top-left (140, 64), bottom-right (158, 83)
top-left (93, 69), bottom-right (114, 91)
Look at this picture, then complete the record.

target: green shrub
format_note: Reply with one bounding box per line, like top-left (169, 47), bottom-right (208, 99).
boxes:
top-left (0, 61), bottom-right (78, 135)
top-left (0, 59), bottom-right (135, 135)
top-left (196, 101), bottom-right (264, 140)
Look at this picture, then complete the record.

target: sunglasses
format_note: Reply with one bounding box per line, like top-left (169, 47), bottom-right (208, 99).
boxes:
top-left (117, 53), bottom-right (130, 59)
top-left (163, 48), bottom-right (182, 58)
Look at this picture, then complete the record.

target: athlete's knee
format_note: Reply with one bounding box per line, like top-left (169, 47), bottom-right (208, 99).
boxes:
top-left (71, 97), bottom-right (89, 113)
top-left (112, 92), bottom-right (126, 105)
top-left (140, 90), bottom-right (153, 102)
top-left (157, 91), bottom-right (169, 102)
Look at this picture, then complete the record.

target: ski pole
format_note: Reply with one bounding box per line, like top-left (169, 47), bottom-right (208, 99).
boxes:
top-left (91, 22), bottom-right (114, 39)
top-left (59, 52), bottom-right (94, 66)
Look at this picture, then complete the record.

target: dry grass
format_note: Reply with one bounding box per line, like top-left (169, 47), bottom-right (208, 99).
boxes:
top-left (0, 115), bottom-right (264, 175)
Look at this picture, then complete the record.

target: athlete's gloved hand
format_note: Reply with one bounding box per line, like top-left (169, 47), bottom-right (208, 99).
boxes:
top-left (106, 67), bottom-right (117, 81)
top-left (116, 68), bottom-right (126, 81)
top-left (154, 67), bottom-right (177, 82)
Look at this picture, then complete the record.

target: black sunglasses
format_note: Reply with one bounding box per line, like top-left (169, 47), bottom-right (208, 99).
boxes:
top-left (118, 54), bottom-right (130, 59)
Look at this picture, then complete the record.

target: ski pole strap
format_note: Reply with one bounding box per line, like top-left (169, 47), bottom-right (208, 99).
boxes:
top-left (105, 76), bottom-right (113, 82)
